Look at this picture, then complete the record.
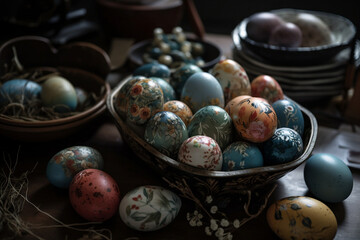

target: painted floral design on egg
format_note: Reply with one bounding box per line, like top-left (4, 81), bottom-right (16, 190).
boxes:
top-left (251, 75), bottom-right (284, 104)
top-left (163, 100), bottom-right (193, 126)
top-left (272, 99), bottom-right (304, 136)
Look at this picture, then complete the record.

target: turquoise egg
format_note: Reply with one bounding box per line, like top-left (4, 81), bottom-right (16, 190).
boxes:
top-left (222, 141), bottom-right (263, 171)
top-left (187, 105), bottom-right (233, 150)
top-left (150, 77), bottom-right (176, 102)
top-left (272, 99), bottom-right (304, 136)
top-left (133, 63), bottom-right (171, 80)
top-left (0, 79), bottom-right (41, 106)
top-left (144, 111), bottom-right (188, 159)
top-left (46, 146), bottom-right (104, 189)
top-left (126, 78), bottom-right (164, 125)
top-left (180, 72), bottom-right (224, 113)
top-left (171, 63), bottom-right (202, 96)
top-left (263, 127), bottom-right (303, 165)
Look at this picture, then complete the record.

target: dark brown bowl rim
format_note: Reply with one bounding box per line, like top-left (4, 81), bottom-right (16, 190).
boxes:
top-left (96, 0), bottom-right (182, 11)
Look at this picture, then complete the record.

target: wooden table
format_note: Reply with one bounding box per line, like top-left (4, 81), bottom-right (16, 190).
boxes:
top-left (1, 34), bottom-right (359, 240)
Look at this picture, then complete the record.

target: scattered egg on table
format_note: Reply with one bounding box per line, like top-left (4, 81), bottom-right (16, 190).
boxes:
top-left (272, 99), bottom-right (304, 136)
top-left (210, 59), bottom-right (251, 104)
top-left (144, 111), bottom-right (188, 159)
top-left (133, 62), bottom-right (171, 80)
top-left (230, 97), bottom-right (277, 143)
top-left (150, 77), bottom-right (176, 102)
top-left (163, 100), bottom-right (193, 126)
top-left (251, 75), bottom-right (284, 104)
top-left (178, 135), bottom-right (223, 170)
top-left (222, 141), bottom-right (263, 171)
top-left (69, 169), bottom-right (120, 222)
top-left (304, 153), bottom-right (353, 203)
top-left (46, 146), bottom-right (104, 188)
top-left (119, 185), bottom-right (181, 231)
top-left (40, 76), bottom-right (77, 112)
top-left (180, 72), bottom-right (224, 113)
top-left (263, 127), bottom-right (303, 165)
top-left (187, 105), bottom-right (233, 150)
top-left (0, 79), bottom-right (42, 107)
top-left (171, 63), bottom-right (203, 96)
top-left (267, 196), bottom-right (337, 240)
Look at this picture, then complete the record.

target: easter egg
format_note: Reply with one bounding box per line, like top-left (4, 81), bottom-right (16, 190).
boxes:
top-left (267, 196), bottom-right (337, 240)
top-left (46, 146), bottom-right (104, 189)
top-left (272, 99), bottom-right (304, 136)
top-left (0, 79), bottom-right (41, 106)
top-left (304, 153), bottom-right (353, 203)
top-left (69, 169), bottom-right (121, 222)
top-left (163, 100), bottom-right (193, 126)
top-left (180, 72), bottom-right (224, 113)
top-left (222, 141), bottom-right (263, 171)
top-left (171, 63), bottom-right (203, 96)
top-left (133, 62), bottom-right (171, 79)
top-left (251, 75), bottom-right (284, 104)
top-left (150, 77), bottom-right (176, 102)
top-left (144, 111), bottom-right (188, 159)
top-left (224, 95), bottom-right (251, 116)
top-left (178, 135), bottom-right (223, 170)
top-left (119, 185), bottom-right (181, 231)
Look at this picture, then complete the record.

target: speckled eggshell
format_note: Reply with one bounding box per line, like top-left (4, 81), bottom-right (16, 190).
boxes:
top-left (171, 63), bottom-right (203, 96)
top-left (133, 62), bottom-right (171, 80)
top-left (224, 95), bottom-right (251, 116)
top-left (46, 146), bottom-right (104, 189)
top-left (210, 59), bottom-right (251, 104)
top-left (119, 185), bottom-right (181, 231)
top-left (0, 79), bottom-right (42, 106)
top-left (263, 127), bottom-right (303, 165)
top-left (178, 135), bottom-right (223, 170)
top-left (222, 141), bottom-right (263, 171)
top-left (267, 196), bottom-right (337, 240)
top-left (69, 169), bottom-right (121, 222)
top-left (144, 111), bottom-right (188, 159)
top-left (272, 99), bottom-right (304, 136)
top-left (163, 100), bottom-right (193, 126)
top-left (126, 78), bottom-right (164, 125)
top-left (187, 105), bottom-right (233, 150)
top-left (251, 75), bottom-right (284, 104)
top-left (180, 72), bottom-right (224, 113)
top-left (150, 77), bottom-right (176, 102)
top-left (231, 97), bottom-right (277, 143)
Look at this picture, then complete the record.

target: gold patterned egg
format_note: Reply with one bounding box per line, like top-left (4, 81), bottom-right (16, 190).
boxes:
top-left (266, 196), bottom-right (337, 240)
top-left (163, 100), bottom-right (193, 126)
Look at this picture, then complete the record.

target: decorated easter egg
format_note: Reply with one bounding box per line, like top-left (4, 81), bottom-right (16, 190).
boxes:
top-left (224, 95), bottom-right (251, 116)
top-left (144, 111), bottom-right (188, 158)
top-left (75, 87), bottom-right (88, 109)
top-left (46, 146), bottom-right (104, 189)
top-left (267, 196), bottom-right (337, 240)
top-left (178, 135), bottom-right (223, 170)
top-left (133, 62), bottom-right (171, 80)
top-left (180, 72), bottom-right (224, 113)
top-left (251, 75), bottom-right (284, 104)
top-left (126, 78), bottom-right (164, 125)
top-left (222, 141), bottom-right (263, 171)
top-left (171, 63), bottom-right (202, 96)
top-left (230, 97), bottom-right (277, 143)
top-left (210, 59), bottom-right (251, 103)
top-left (0, 79), bottom-right (42, 107)
top-left (187, 105), bottom-right (233, 150)
top-left (272, 99), bottom-right (304, 136)
top-left (119, 185), bottom-right (181, 231)
top-left (150, 77), bottom-right (176, 102)
top-left (163, 100), bottom-right (193, 126)
top-left (304, 153), bottom-right (353, 203)
top-left (263, 127), bottom-right (303, 165)
top-left (69, 169), bottom-right (120, 222)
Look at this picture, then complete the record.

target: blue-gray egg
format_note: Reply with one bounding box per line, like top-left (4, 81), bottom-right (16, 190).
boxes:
top-left (0, 79), bottom-right (41, 106)
top-left (75, 87), bottom-right (88, 108)
top-left (263, 127), bottom-right (303, 165)
top-left (304, 153), bottom-right (353, 203)
top-left (222, 141), bottom-right (263, 171)
top-left (133, 63), bottom-right (170, 80)
top-left (180, 72), bottom-right (224, 113)
top-left (272, 99), bottom-right (304, 136)
top-left (187, 105), bottom-right (233, 150)
top-left (171, 63), bottom-right (202, 96)
top-left (46, 146), bottom-right (104, 189)
top-left (150, 77), bottom-right (176, 102)
top-left (144, 111), bottom-right (188, 159)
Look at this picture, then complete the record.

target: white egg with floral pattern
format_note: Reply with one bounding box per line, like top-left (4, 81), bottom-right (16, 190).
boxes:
top-left (119, 185), bottom-right (182, 231)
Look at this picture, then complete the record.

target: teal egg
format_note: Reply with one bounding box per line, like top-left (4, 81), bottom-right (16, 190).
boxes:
top-left (222, 141), bottom-right (263, 171)
top-left (150, 77), bottom-right (176, 102)
top-left (0, 79), bottom-right (41, 106)
top-left (171, 63), bottom-right (202, 96)
top-left (133, 63), bottom-right (170, 79)
top-left (272, 99), bottom-right (304, 136)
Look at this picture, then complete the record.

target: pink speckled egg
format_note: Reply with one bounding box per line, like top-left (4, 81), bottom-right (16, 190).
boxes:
top-left (251, 75), bottom-right (284, 104)
top-left (230, 97), bottom-right (277, 143)
top-left (178, 135), bottom-right (223, 170)
top-left (163, 100), bottom-right (193, 126)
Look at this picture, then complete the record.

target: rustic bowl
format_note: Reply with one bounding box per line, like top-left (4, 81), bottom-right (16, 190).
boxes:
top-left (107, 76), bottom-right (318, 196)
top-left (237, 9), bottom-right (356, 65)
top-left (0, 36), bottom-right (111, 142)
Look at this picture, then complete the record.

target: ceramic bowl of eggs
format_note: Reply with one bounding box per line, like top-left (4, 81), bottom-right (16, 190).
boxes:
top-left (237, 8), bottom-right (356, 64)
top-left (0, 36), bottom-right (111, 142)
top-left (107, 59), bottom-right (318, 194)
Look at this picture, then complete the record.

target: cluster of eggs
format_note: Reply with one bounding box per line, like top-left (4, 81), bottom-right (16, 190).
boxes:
top-left (115, 59), bottom-right (306, 171)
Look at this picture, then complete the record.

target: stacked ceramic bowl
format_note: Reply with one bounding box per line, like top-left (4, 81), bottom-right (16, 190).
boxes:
top-left (232, 9), bottom-right (358, 103)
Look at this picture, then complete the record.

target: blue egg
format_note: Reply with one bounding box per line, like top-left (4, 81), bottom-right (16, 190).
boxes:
top-left (0, 79), bottom-right (42, 106)
top-left (222, 141), bottom-right (263, 171)
top-left (144, 111), bottom-right (188, 159)
top-left (150, 77), bottom-right (176, 102)
top-left (171, 63), bottom-right (202, 96)
top-left (272, 99), bottom-right (304, 136)
top-left (133, 63), bottom-right (170, 79)
top-left (304, 153), bottom-right (353, 203)
top-left (46, 146), bottom-right (104, 188)
top-left (263, 127), bottom-right (303, 165)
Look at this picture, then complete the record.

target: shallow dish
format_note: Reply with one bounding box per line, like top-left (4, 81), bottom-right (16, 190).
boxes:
top-left (107, 76), bottom-right (318, 195)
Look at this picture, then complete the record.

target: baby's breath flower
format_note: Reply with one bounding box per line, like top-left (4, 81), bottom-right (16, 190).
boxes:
top-left (210, 205), bottom-right (218, 214)
top-left (188, 210), bottom-right (203, 227)
top-left (220, 219), bottom-right (230, 227)
top-left (233, 219), bottom-right (240, 228)
top-left (205, 226), bottom-right (212, 236)
top-left (215, 227), bottom-right (225, 238)
top-left (206, 195), bottom-right (213, 204)
top-left (210, 219), bottom-right (218, 231)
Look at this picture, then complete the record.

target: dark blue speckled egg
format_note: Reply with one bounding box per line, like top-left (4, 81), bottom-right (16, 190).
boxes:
top-left (0, 79), bottom-right (41, 106)
top-left (272, 99), bottom-right (304, 136)
top-left (133, 63), bottom-right (170, 80)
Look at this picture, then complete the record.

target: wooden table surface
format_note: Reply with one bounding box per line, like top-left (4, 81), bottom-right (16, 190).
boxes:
top-left (1, 34), bottom-right (359, 240)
